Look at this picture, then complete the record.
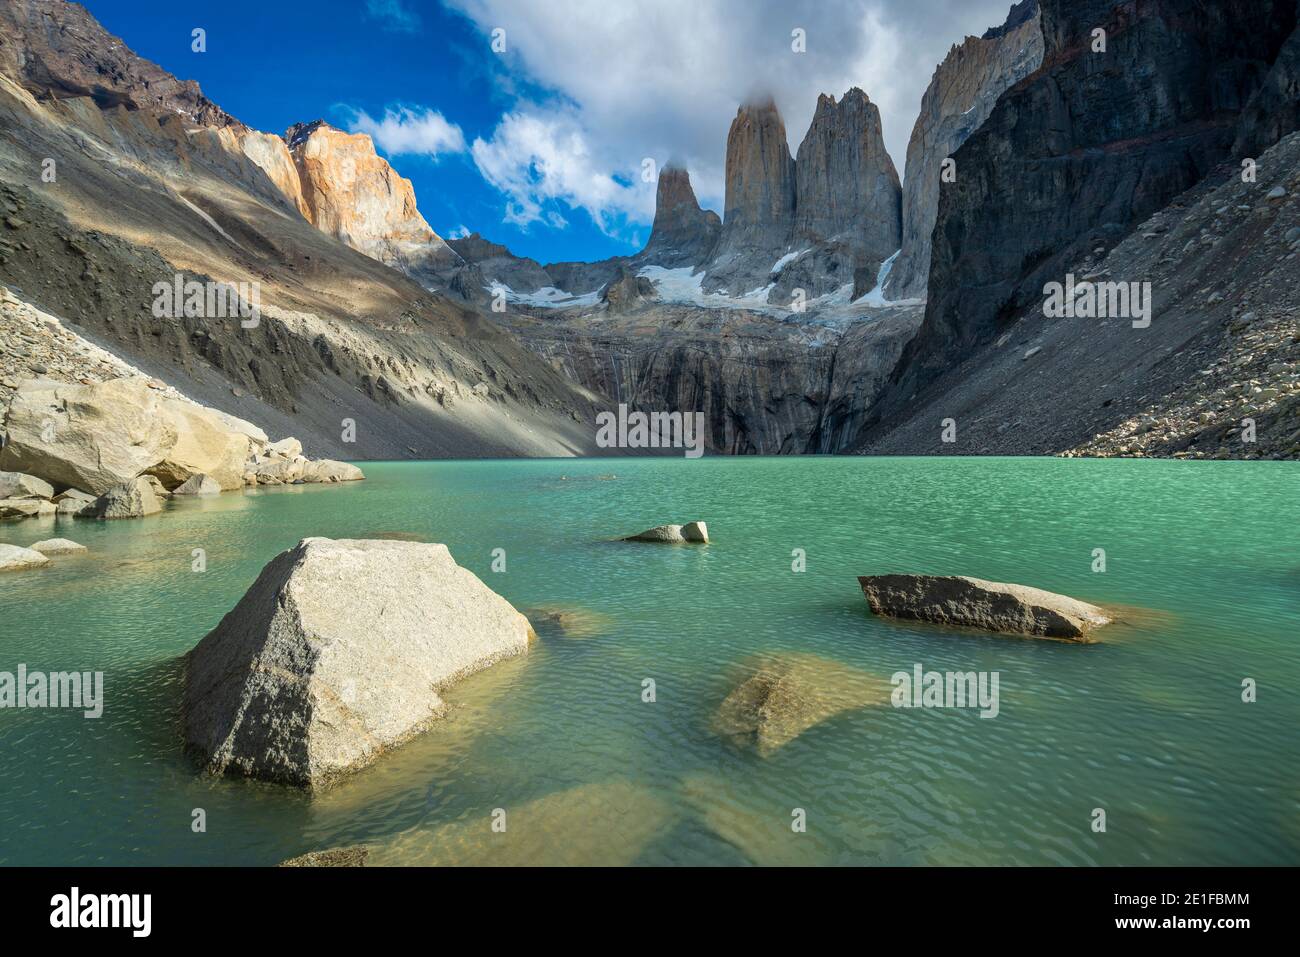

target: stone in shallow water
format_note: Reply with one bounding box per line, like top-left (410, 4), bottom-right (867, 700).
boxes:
top-left (29, 538), bottom-right (86, 555)
top-left (367, 780), bottom-right (672, 866)
top-left (713, 652), bottom-right (891, 756)
top-left (858, 574), bottom-right (1111, 640)
top-left (182, 537), bottom-right (534, 789)
top-left (0, 542), bottom-right (49, 571)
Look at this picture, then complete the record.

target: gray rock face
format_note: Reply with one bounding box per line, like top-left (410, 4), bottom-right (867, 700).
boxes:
top-left (641, 165), bottom-right (722, 268)
top-left (885, 3), bottom-right (1044, 301)
top-left (1234, 19), bottom-right (1300, 157)
top-left (91, 477), bottom-right (162, 519)
top-left (858, 574), bottom-right (1111, 640)
top-left (881, 0), bottom-right (1298, 412)
top-left (600, 267), bottom-right (657, 313)
top-left (0, 542), bottom-right (50, 572)
top-left (705, 98), bottom-right (797, 293)
top-left (794, 88), bottom-right (901, 276)
top-left (182, 538), bottom-right (534, 788)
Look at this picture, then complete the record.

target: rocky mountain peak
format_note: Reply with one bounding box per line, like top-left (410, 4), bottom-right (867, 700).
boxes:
top-left (284, 119), bottom-right (455, 270)
top-left (794, 86), bottom-right (901, 265)
top-left (641, 164), bottom-right (721, 268)
top-left (703, 97), bottom-right (798, 291)
top-left (721, 98), bottom-right (797, 233)
top-left (0, 0), bottom-right (238, 127)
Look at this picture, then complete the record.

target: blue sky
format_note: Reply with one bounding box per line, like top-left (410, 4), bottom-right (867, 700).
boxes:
top-left (81, 0), bottom-right (1019, 264)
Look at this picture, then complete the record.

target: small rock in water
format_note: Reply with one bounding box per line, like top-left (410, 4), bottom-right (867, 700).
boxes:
top-left (28, 538), bottom-right (87, 555)
top-left (1266, 186), bottom-right (1287, 201)
top-left (624, 521), bottom-right (710, 543)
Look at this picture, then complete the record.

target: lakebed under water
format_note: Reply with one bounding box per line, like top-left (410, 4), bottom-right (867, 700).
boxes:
top-left (1, 456), bottom-right (1297, 866)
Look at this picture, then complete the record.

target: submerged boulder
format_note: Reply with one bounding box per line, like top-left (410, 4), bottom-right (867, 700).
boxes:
top-left (713, 652), bottom-right (889, 755)
top-left (0, 543), bottom-right (50, 572)
top-left (858, 574), bottom-right (1111, 640)
top-left (279, 846), bottom-right (370, 868)
top-left (182, 537), bottom-right (534, 789)
top-left (624, 520), bottom-right (709, 543)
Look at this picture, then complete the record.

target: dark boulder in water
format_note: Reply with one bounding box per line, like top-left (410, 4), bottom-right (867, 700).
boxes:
top-left (858, 574), bottom-right (1110, 641)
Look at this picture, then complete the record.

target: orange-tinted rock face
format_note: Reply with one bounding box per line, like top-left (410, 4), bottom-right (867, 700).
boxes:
top-left (285, 121), bottom-right (448, 261)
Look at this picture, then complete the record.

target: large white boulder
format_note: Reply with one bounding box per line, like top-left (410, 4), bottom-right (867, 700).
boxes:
top-left (858, 574), bottom-right (1112, 641)
top-left (182, 538), bottom-right (534, 788)
top-left (0, 378), bottom-right (261, 494)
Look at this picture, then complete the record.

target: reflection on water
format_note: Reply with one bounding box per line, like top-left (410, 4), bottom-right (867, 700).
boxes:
top-left (1, 456), bottom-right (1298, 865)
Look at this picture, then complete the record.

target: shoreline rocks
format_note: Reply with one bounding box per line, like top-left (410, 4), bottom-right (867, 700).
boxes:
top-left (0, 378), bottom-right (364, 522)
top-left (858, 574), bottom-right (1111, 640)
top-left (182, 537), bottom-right (534, 789)
top-left (623, 520), bottom-right (709, 543)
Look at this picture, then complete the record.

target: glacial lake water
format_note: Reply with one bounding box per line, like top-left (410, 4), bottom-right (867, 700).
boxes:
top-left (1, 456), bottom-right (1297, 866)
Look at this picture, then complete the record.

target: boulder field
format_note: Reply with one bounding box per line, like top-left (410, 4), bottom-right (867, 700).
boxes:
top-left (182, 538), bottom-right (534, 789)
top-left (858, 574), bottom-right (1112, 641)
top-left (0, 378), bottom-right (362, 524)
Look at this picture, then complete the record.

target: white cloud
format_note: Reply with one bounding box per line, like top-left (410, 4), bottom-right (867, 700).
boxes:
top-left (446, 224), bottom-right (472, 239)
top-left (365, 0), bottom-right (421, 33)
top-left (446, 0), bottom-right (1021, 222)
top-left (343, 106), bottom-right (466, 157)
top-left (469, 109), bottom-right (654, 237)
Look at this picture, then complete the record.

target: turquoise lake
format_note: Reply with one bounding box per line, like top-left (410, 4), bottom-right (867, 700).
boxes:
top-left (1, 456), bottom-right (1297, 865)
